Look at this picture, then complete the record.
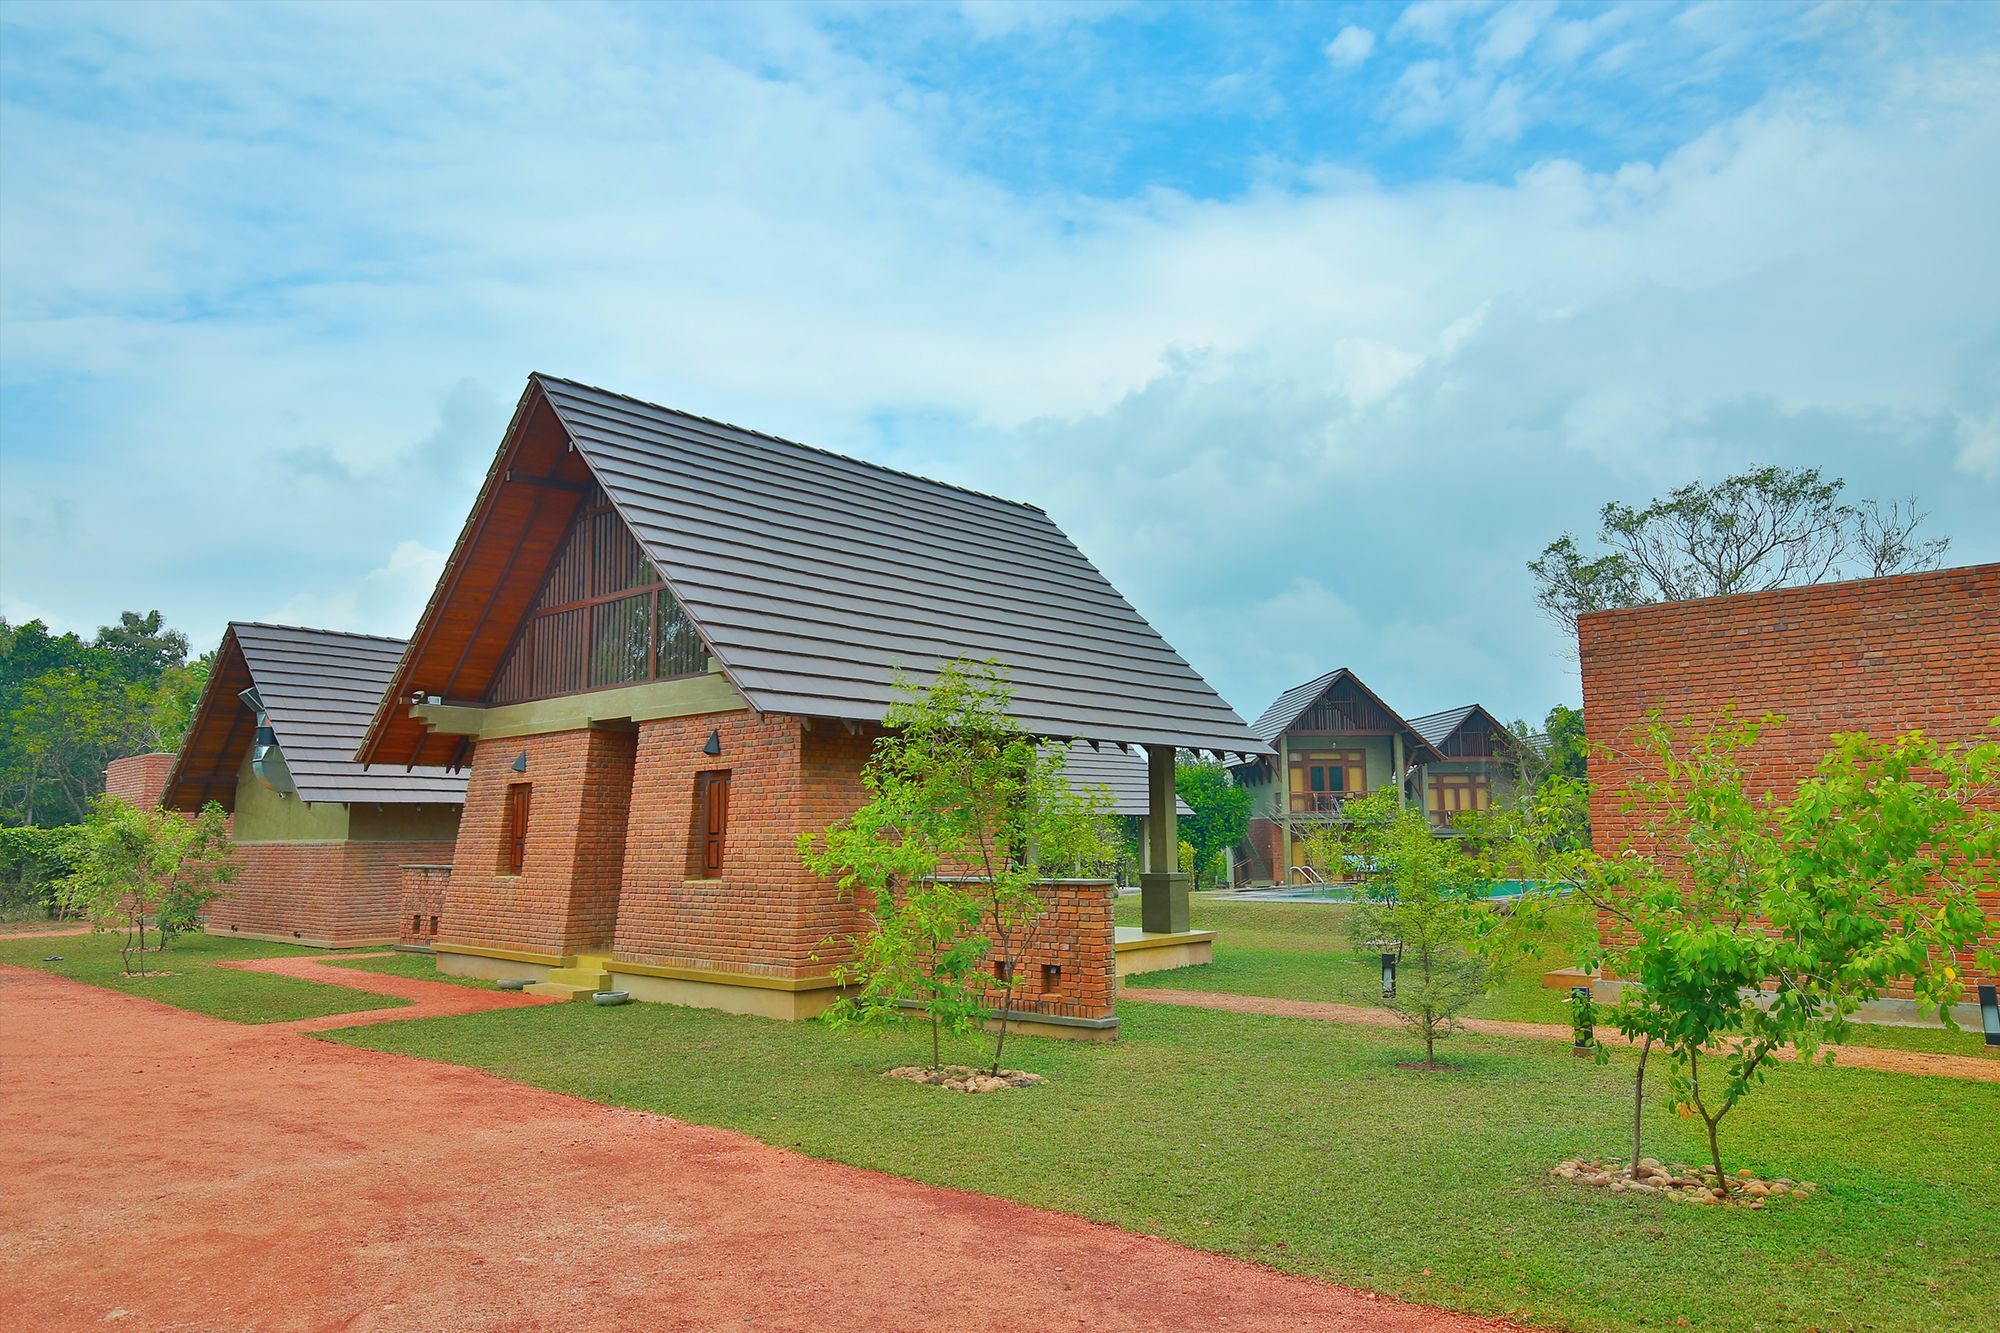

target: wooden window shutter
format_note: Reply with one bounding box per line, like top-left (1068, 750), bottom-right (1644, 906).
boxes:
top-left (502, 783), bottom-right (531, 875)
top-left (695, 771), bottom-right (729, 876)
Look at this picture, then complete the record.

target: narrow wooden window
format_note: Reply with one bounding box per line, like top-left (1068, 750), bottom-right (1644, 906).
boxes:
top-left (693, 770), bottom-right (729, 876)
top-left (501, 783), bottom-right (531, 875)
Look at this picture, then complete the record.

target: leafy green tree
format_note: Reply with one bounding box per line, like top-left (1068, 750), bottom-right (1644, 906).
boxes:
top-left (1578, 714), bottom-right (1999, 1196)
top-left (1303, 792), bottom-right (1513, 1069)
top-left (801, 660), bottom-right (1117, 1074)
top-left (1, 612), bottom-right (202, 827)
top-left (1529, 467), bottom-right (1950, 638)
top-left (59, 795), bottom-right (236, 974)
top-left (1175, 760), bottom-right (1249, 888)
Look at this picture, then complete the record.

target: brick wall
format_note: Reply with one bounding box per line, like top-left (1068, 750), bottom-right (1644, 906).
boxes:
top-left (398, 864), bottom-right (452, 947)
top-left (966, 878), bottom-right (1117, 1023)
top-left (206, 837), bottom-right (457, 946)
top-left (1579, 562), bottom-right (2000, 993)
top-left (612, 711), bottom-right (871, 978)
top-left (105, 752), bottom-right (178, 809)
top-left (443, 727), bottom-right (639, 956)
top-left (439, 710), bottom-right (1117, 1022)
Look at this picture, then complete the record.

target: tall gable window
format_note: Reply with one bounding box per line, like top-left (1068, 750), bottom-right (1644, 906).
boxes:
top-left (489, 484), bottom-right (706, 704)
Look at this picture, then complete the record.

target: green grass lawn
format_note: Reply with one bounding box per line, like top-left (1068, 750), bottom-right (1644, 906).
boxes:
top-left (318, 950), bottom-right (494, 989)
top-left (1123, 895), bottom-right (1998, 1060)
top-left (327, 996), bottom-right (2000, 1331)
top-left (0, 929), bottom-right (410, 1024)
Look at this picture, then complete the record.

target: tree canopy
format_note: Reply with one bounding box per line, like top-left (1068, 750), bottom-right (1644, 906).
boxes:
top-left (1528, 467), bottom-right (1951, 638)
top-left (1174, 759), bottom-right (1249, 888)
top-left (0, 612), bottom-right (209, 827)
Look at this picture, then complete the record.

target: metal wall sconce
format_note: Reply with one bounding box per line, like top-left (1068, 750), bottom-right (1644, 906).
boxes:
top-left (703, 730), bottom-right (721, 756)
top-left (1981, 984), bottom-right (1999, 1047)
top-left (511, 751), bottom-right (528, 773)
top-left (1380, 952), bottom-right (1398, 999)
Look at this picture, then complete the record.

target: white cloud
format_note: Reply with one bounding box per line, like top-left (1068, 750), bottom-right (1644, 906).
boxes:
top-left (1475, 1), bottom-right (1553, 68)
top-left (1, 4), bottom-right (1995, 720)
top-left (1325, 25), bottom-right (1376, 69)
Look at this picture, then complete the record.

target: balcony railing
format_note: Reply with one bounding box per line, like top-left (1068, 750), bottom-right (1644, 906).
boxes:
top-left (1289, 790), bottom-right (1365, 815)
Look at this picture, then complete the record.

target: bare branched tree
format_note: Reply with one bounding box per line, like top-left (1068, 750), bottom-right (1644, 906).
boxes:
top-left (1530, 467), bottom-right (1952, 639)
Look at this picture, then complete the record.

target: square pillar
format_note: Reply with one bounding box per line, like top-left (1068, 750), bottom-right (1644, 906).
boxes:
top-left (1141, 743), bottom-right (1190, 934)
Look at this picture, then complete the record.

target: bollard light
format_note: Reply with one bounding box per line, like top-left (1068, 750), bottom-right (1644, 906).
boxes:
top-left (1981, 984), bottom-right (1999, 1047)
top-left (1381, 952), bottom-right (1398, 999)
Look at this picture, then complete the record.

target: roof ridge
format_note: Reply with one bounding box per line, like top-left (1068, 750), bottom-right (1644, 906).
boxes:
top-left (532, 372), bottom-right (1048, 516)
top-left (231, 620), bottom-right (410, 647)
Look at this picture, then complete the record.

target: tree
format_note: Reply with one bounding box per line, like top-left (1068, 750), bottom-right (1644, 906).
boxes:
top-left (1175, 760), bottom-right (1248, 888)
top-left (1, 612), bottom-right (204, 827)
top-left (58, 795), bottom-right (236, 974)
top-left (1302, 792), bottom-right (1511, 1068)
top-left (1529, 467), bottom-right (1951, 638)
top-left (1577, 714), bottom-right (1999, 1197)
top-left (800, 659), bottom-right (1117, 1074)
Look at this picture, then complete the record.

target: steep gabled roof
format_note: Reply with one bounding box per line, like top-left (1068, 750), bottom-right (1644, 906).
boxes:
top-left (360, 374), bottom-right (1267, 765)
top-left (1407, 703), bottom-right (1526, 757)
top-left (1057, 741), bottom-right (1192, 817)
top-left (1407, 705), bottom-right (1480, 750)
top-left (164, 623), bottom-right (466, 811)
top-left (1243, 667), bottom-right (1446, 762)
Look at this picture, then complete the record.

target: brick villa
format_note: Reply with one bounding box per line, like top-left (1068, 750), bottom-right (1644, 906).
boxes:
top-left (356, 374), bottom-right (1266, 1035)
top-left (156, 622), bottom-right (465, 947)
top-left (1579, 562), bottom-right (2000, 1013)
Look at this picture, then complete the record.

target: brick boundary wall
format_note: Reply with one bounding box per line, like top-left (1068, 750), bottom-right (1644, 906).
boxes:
top-left (1578, 563), bottom-right (2000, 995)
top-left (962, 878), bottom-right (1117, 1024)
top-left (206, 838), bottom-right (459, 947)
top-left (104, 753), bottom-right (179, 810)
top-left (398, 865), bottom-right (453, 948)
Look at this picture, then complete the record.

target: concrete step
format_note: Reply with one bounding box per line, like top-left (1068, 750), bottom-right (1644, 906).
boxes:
top-left (523, 981), bottom-right (601, 1002)
top-left (545, 967), bottom-right (611, 990)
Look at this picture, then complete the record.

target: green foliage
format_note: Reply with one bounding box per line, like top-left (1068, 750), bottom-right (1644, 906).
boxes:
top-left (1529, 467), bottom-right (1951, 636)
top-left (0, 611), bottom-right (205, 827)
top-left (800, 659), bottom-right (1117, 1072)
top-left (1174, 760), bottom-right (1248, 887)
top-left (1580, 713), bottom-right (2000, 1195)
top-left (0, 823), bottom-right (84, 918)
top-left (1301, 792), bottom-right (1512, 1067)
top-left (1567, 987), bottom-right (1598, 1049)
top-left (58, 795), bottom-right (237, 973)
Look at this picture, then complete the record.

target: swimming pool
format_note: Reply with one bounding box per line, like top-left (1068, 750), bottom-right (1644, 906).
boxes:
top-left (1229, 879), bottom-right (1542, 903)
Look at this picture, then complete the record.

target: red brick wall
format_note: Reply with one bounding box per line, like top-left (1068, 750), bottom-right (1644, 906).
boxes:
top-left (969, 878), bottom-right (1117, 1023)
top-left (612, 711), bottom-right (871, 978)
top-left (105, 753), bottom-right (178, 810)
top-left (398, 864), bottom-right (452, 947)
top-left (444, 727), bottom-right (640, 956)
top-left (1579, 563), bottom-right (2000, 992)
top-left (440, 710), bottom-right (1117, 1021)
top-left (206, 838), bottom-right (457, 946)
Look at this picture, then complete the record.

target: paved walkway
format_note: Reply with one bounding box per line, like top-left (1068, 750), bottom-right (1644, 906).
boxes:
top-left (0, 967), bottom-right (1513, 1332)
top-left (214, 952), bottom-right (562, 1031)
top-left (1122, 987), bottom-right (2000, 1082)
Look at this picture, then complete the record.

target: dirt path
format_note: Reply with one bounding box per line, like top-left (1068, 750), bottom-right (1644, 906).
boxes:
top-left (0, 968), bottom-right (1513, 1332)
top-left (213, 952), bottom-right (562, 1031)
top-left (1123, 987), bottom-right (2000, 1082)
top-left (0, 923), bottom-right (93, 940)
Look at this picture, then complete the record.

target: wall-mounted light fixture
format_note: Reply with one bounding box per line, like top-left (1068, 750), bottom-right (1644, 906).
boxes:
top-left (703, 730), bottom-right (721, 756)
top-left (511, 751), bottom-right (528, 774)
top-left (1981, 984), bottom-right (1999, 1047)
top-left (1380, 952), bottom-right (1398, 999)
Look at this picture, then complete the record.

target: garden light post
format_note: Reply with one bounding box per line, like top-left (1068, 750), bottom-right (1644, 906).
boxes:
top-left (1981, 984), bottom-right (1999, 1047)
top-left (1381, 951), bottom-right (1397, 999)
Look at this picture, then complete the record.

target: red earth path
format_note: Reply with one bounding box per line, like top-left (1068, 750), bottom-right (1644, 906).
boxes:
top-left (0, 967), bottom-right (1516, 1332)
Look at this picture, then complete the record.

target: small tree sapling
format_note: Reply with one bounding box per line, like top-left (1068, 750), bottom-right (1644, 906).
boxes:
top-left (58, 794), bottom-right (235, 974)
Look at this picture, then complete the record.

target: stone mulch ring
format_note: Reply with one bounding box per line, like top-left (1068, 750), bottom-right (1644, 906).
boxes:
top-left (1552, 1157), bottom-right (1817, 1208)
top-left (883, 1065), bottom-right (1045, 1093)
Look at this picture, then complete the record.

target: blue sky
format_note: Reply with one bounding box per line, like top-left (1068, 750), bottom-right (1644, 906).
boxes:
top-left (2, 0), bottom-right (1997, 726)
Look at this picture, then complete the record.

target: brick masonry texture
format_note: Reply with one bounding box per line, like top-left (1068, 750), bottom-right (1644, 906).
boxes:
top-left (206, 838), bottom-right (458, 946)
top-left (439, 711), bottom-right (1118, 1022)
top-left (398, 865), bottom-right (452, 947)
top-left (105, 752), bottom-right (179, 809)
top-left (1579, 563), bottom-right (2000, 993)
